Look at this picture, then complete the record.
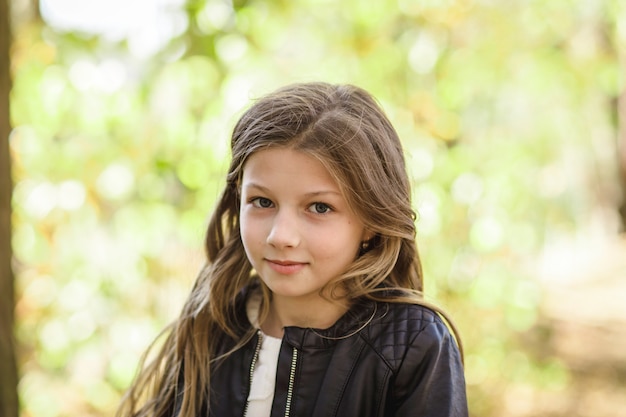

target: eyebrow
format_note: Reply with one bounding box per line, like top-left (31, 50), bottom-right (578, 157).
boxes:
top-left (243, 182), bottom-right (342, 197)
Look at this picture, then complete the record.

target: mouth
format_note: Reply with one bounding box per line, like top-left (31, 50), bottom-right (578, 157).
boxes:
top-left (265, 259), bottom-right (307, 274)
top-left (268, 259), bottom-right (304, 266)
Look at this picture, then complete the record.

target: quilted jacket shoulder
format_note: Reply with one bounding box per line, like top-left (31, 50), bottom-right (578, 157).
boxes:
top-left (362, 302), bottom-right (447, 369)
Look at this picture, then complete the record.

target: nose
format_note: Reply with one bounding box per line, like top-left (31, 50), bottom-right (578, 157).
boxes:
top-left (266, 209), bottom-right (300, 248)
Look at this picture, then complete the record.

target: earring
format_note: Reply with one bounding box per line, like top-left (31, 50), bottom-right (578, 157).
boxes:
top-left (361, 240), bottom-right (370, 251)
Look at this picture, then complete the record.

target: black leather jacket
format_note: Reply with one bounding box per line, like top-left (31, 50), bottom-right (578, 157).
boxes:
top-left (207, 291), bottom-right (468, 417)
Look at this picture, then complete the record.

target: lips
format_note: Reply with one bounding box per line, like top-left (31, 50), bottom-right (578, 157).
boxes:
top-left (265, 259), bottom-right (307, 275)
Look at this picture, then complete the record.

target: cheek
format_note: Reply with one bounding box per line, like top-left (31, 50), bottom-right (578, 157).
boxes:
top-left (314, 229), bottom-right (361, 260)
top-left (240, 215), bottom-right (252, 240)
top-left (240, 213), bottom-right (264, 248)
top-left (239, 220), bottom-right (258, 266)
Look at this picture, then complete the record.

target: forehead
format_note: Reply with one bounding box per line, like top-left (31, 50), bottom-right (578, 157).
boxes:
top-left (241, 148), bottom-right (339, 188)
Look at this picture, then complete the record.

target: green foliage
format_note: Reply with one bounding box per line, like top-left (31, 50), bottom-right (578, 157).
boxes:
top-left (9, 0), bottom-right (625, 416)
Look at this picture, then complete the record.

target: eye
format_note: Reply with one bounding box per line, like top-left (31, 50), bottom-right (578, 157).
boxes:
top-left (309, 202), bottom-right (332, 214)
top-left (251, 197), bottom-right (274, 208)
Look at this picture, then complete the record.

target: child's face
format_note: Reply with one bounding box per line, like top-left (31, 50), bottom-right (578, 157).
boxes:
top-left (239, 147), bottom-right (369, 303)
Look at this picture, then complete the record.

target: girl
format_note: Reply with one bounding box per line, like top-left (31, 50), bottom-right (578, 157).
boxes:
top-left (117, 82), bottom-right (468, 417)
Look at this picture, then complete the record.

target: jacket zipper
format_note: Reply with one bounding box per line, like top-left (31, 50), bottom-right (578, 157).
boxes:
top-left (284, 347), bottom-right (298, 417)
top-left (243, 333), bottom-right (298, 417)
top-left (243, 330), bottom-right (263, 417)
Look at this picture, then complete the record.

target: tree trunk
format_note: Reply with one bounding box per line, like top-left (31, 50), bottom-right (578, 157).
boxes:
top-left (618, 89), bottom-right (626, 232)
top-left (605, 11), bottom-right (626, 232)
top-left (0, 0), bottom-right (19, 415)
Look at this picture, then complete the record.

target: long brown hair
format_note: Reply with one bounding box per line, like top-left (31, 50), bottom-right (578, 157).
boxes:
top-left (116, 82), bottom-right (462, 417)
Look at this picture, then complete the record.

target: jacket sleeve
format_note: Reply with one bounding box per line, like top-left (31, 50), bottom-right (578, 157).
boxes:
top-left (391, 318), bottom-right (468, 417)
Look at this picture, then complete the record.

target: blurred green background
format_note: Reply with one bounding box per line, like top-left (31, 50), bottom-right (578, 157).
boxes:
top-left (6, 0), bottom-right (626, 416)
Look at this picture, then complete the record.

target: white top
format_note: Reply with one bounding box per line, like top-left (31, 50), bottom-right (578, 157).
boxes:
top-left (245, 291), bottom-right (282, 417)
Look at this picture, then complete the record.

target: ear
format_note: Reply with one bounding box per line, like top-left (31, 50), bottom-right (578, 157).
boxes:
top-left (361, 230), bottom-right (374, 242)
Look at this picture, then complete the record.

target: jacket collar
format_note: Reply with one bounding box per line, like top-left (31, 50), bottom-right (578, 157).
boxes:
top-left (282, 297), bottom-right (379, 349)
top-left (237, 282), bottom-right (382, 349)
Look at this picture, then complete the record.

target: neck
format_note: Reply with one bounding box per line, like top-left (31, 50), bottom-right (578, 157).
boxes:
top-left (261, 294), bottom-right (350, 338)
